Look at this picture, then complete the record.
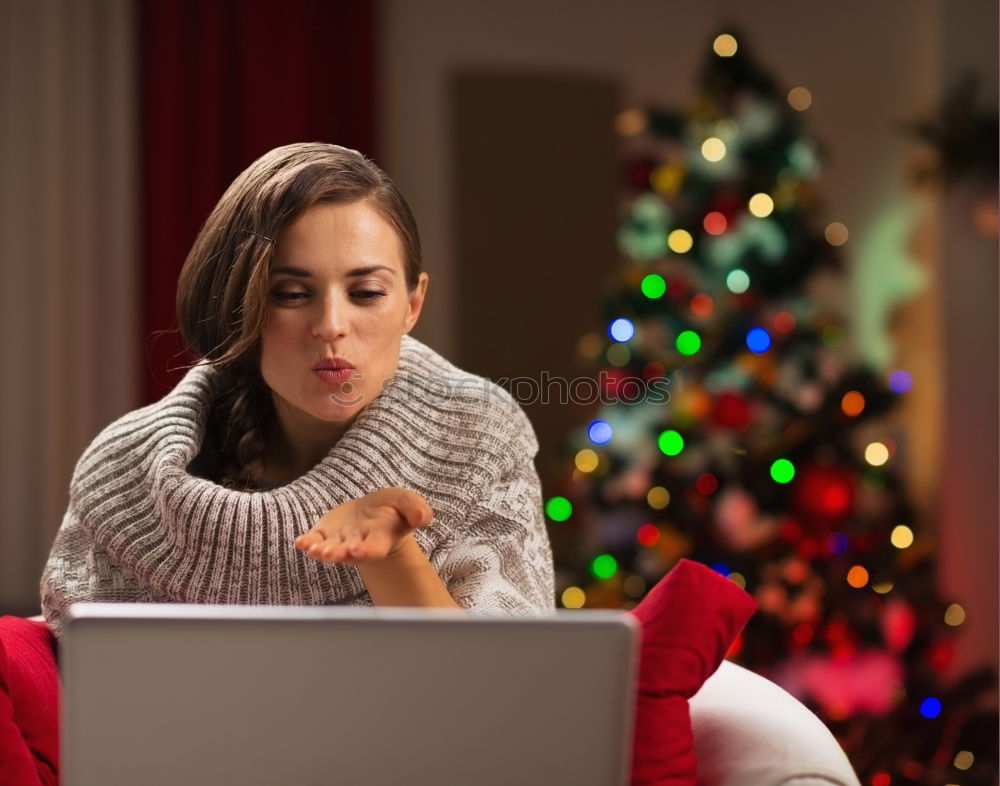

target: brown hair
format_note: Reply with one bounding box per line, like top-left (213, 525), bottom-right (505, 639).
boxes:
top-left (175, 142), bottom-right (422, 491)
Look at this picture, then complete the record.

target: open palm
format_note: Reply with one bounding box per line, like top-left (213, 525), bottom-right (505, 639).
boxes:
top-left (294, 487), bottom-right (433, 564)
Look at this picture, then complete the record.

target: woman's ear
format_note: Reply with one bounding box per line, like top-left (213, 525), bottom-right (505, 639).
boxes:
top-left (403, 272), bottom-right (430, 334)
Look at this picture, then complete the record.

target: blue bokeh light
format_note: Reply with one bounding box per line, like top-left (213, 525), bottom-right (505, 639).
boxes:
top-left (709, 562), bottom-right (730, 576)
top-left (746, 327), bottom-right (772, 353)
top-left (609, 318), bottom-right (636, 343)
top-left (888, 369), bottom-right (913, 393)
top-left (919, 697), bottom-right (942, 719)
top-left (827, 532), bottom-right (849, 555)
top-left (588, 420), bottom-right (613, 446)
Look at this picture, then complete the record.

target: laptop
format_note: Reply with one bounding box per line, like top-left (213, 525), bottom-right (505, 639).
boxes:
top-left (60, 603), bottom-right (639, 786)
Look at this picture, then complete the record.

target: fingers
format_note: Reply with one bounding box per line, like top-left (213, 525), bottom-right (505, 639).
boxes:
top-left (294, 531), bottom-right (324, 550)
top-left (296, 530), bottom-right (395, 563)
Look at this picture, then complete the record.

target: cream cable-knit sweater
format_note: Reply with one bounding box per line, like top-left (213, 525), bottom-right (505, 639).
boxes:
top-left (41, 335), bottom-right (556, 636)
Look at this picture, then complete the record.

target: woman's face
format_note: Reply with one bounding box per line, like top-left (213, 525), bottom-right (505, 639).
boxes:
top-left (260, 200), bottom-right (428, 435)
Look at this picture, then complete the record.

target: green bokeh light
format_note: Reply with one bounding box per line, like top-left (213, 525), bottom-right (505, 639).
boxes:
top-left (591, 554), bottom-right (618, 580)
top-left (658, 429), bottom-right (685, 456)
top-left (641, 274), bottom-right (667, 299)
top-left (770, 458), bottom-right (796, 484)
top-left (545, 496), bottom-right (573, 522)
top-left (676, 330), bottom-right (701, 355)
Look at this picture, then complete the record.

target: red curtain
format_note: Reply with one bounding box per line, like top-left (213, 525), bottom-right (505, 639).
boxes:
top-left (139, 0), bottom-right (376, 402)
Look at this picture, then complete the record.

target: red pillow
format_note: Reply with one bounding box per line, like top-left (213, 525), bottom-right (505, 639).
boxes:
top-left (628, 559), bottom-right (757, 786)
top-left (0, 617), bottom-right (60, 786)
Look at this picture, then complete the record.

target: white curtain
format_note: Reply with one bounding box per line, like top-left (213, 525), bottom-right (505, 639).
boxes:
top-left (0, 0), bottom-right (138, 614)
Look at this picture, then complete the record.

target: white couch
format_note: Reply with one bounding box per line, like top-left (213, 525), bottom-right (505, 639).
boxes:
top-left (690, 660), bottom-right (862, 786)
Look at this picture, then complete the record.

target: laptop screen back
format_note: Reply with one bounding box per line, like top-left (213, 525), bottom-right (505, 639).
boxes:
top-left (61, 604), bottom-right (638, 786)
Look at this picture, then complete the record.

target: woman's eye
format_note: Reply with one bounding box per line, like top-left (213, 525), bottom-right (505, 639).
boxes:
top-left (352, 290), bottom-right (386, 301)
top-left (273, 291), bottom-right (307, 302)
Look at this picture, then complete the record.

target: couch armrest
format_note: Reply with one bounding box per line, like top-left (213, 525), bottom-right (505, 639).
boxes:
top-left (689, 660), bottom-right (861, 786)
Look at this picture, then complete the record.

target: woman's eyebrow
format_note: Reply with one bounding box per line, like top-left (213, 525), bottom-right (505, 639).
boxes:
top-left (270, 265), bottom-right (397, 278)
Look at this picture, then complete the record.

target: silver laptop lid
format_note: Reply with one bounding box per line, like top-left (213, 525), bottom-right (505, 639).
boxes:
top-left (61, 603), bottom-right (638, 786)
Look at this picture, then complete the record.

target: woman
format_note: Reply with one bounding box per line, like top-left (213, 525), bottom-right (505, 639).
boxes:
top-left (40, 142), bottom-right (556, 636)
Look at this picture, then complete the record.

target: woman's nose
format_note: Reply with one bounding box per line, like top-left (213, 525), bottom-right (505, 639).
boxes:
top-left (311, 294), bottom-right (348, 340)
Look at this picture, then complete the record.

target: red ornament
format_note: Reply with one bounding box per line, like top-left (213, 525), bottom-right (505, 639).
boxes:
top-left (791, 622), bottom-right (814, 645)
top-left (712, 391), bottom-right (750, 429)
top-left (927, 639), bottom-right (955, 672)
top-left (881, 599), bottom-right (916, 652)
top-left (695, 473), bottom-right (719, 495)
top-left (637, 524), bottom-right (660, 547)
top-left (792, 465), bottom-right (856, 520)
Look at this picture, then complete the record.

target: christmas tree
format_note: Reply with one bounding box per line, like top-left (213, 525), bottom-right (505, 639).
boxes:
top-left (548, 29), bottom-right (998, 784)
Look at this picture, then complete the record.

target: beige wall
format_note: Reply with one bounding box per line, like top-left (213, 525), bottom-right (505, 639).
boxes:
top-left (0, 0), bottom-right (139, 615)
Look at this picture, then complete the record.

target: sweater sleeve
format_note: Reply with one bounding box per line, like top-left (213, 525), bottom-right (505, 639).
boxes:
top-left (436, 407), bottom-right (556, 615)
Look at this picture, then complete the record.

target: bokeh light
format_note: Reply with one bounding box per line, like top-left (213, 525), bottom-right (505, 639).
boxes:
top-left (668, 229), bottom-right (694, 253)
top-left (574, 449), bottom-right (599, 473)
top-left (609, 317), bottom-right (635, 342)
top-left (944, 603), bottom-right (966, 626)
top-left (562, 587), bottom-right (587, 609)
top-left (641, 274), bottom-right (667, 299)
top-left (561, 586), bottom-right (586, 608)
top-left (825, 221), bottom-right (849, 246)
top-left (746, 327), bottom-right (772, 353)
top-left (658, 430), bottom-right (684, 456)
top-left (591, 554), bottom-right (618, 580)
top-left (827, 532), bottom-right (849, 555)
top-left (890, 525), bottom-right (914, 549)
top-left (846, 565), bottom-right (869, 588)
top-left (701, 137), bottom-right (727, 162)
top-left (748, 193), bottom-right (774, 217)
top-left (696, 473), bottom-right (719, 494)
top-left (646, 486), bottom-right (671, 509)
top-left (703, 211), bottom-right (728, 235)
top-left (773, 311), bottom-right (796, 333)
top-left (676, 330), bottom-right (702, 355)
top-left (623, 575), bottom-right (646, 598)
top-left (588, 420), bottom-right (613, 445)
top-left (918, 697), bottom-right (942, 719)
top-left (787, 86), bottom-right (813, 111)
top-left (637, 524), bottom-right (660, 547)
top-left (954, 751), bottom-right (975, 771)
top-left (728, 572), bottom-right (746, 589)
top-left (888, 369), bottom-right (913, 393)
top-left (865, 442), bottom-right (890, 466)
top-left (615, 108), bottom-right (647, 137)
top-left (841, 391), bottom-right (865, 417)
top-left (713, 33), bottom-right (738, 57)
top-left (690, 293), bottom-right (714, 317)
top-left (726, 269), bottom-right (750, 293)
top-left (606, 343), bottom-right (630, 367)
top-left (545, 496), bottom-right (573, 522)
top-left (770, 458), bottom-right (796, 483)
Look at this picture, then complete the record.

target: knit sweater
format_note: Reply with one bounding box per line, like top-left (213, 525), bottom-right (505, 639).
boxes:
top-left (40, 335), bottom-right (556, 637)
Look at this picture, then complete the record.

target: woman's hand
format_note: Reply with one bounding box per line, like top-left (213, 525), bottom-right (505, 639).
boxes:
top-left (294, 487), bottom-right (434, 564)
